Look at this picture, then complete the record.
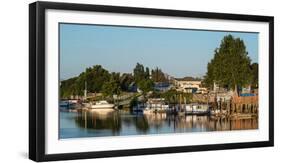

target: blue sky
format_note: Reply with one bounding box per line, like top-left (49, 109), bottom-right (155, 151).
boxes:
top-left (60, 23), bottom-right (258, 80)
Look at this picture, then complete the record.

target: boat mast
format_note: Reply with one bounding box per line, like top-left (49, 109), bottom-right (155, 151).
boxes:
top-left (84, 81), bottom-right (87, 100)
top-left (179, 93), bottom-right (182, 111)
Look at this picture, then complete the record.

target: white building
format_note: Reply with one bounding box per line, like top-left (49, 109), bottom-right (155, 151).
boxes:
top-left (174, 79), bottom-right (207, 94)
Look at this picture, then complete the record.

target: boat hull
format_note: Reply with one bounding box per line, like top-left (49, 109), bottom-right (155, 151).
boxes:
top-left (89, 108), bottom-right (116, 116)
top-left (185, 110), bottom-right (210, 116)
top-left (91, 104), bottom-right (115, 109)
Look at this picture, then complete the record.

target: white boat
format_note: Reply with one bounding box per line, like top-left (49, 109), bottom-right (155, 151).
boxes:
top-left (60, 101), bottom-right (70, 107)
top-left (185, 103), bottom-right (210, 115)
top-left (91, 100), bottom-right (115, 109)
top-left (60, 100), bottom-right (79, 109)
top-left (145, 104), bottom-right (169, 111)
top-left (143, 98), bottom-right (169, 114)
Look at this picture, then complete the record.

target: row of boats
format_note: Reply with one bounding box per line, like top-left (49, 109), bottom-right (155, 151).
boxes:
top-left (133, 99), bottom-right (210, 115)
top-left (60, 100), bottom-right (114, 109)
top-left (132, 98), bottom-right (210, 115)
top-left (60, 98), bottom-right (210, 115)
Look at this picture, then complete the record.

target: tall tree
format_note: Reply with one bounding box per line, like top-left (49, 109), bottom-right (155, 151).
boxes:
top-left (145, 67), bottom-right (150, 79)
top-left (151, 67), bottom-right (167, 82)
top-left (82, 65), bottom-right (111, 93)
top-left (250, 63), bottom-right (258, 88)
top-left (60, 65), bottom-right (111, 98)
top-left (133, 63), bottom-right (145, 83)
top-left (60, 77), bottom-right (79, 98)
top-left (120, 73), bottom-right (134, 91)
top-left (204, 35), bottom-right (252, 92)
top-left (133, 63), bottom-right (150, 84)
top-left (102, 75), bottom-right (121, 98)
top-left (138, 79), bottom-right (154, 95)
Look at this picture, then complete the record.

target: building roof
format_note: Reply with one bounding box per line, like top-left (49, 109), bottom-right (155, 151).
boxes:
top-left (174, 76), bottom-right (202, 81)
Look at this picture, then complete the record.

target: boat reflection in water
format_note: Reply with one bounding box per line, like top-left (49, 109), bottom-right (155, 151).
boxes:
top-left (59, 109), bottom-right (258, 139)
top-left (75, 109), bottom-right (121, 134)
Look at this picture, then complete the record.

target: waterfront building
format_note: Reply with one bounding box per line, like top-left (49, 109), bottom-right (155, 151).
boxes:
top-left (173, 78), bottom-right (207, 94)
top-left (241, 85), bottom-right (252, 94)
top-left (154, 82), bottom-right (172, 92)
top-left (185, 103), bottom-right (210, 115)
top-left (144, 98), bottom-right (169, 113)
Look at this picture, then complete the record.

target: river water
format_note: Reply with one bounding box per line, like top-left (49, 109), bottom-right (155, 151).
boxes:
top-left (59, 109), bottom-right (258, 139)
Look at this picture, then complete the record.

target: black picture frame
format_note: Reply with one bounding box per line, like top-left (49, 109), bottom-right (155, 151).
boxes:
top-left (29, 1), bottom-right (274, 162)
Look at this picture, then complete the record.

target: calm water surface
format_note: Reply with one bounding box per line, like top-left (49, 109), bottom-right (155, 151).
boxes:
top-left (59, 110), bottom-right (258, 139)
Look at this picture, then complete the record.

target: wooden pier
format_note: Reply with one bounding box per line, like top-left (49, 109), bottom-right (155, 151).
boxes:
top-left (210, 93), bottom-right (259, 117)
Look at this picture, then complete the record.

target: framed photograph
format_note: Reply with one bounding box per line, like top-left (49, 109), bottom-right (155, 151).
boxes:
top-left (29, 1), bottom-right (274, 162)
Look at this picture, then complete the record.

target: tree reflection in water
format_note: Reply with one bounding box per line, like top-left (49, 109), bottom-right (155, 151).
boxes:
top-left (134, 116), bottom-right (149, 133)
top-left (67, 110), bottom-right (258, 138)
top-left (75, 110), bottom-right (121, 135)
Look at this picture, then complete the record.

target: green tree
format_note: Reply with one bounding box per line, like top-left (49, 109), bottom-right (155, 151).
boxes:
top-left (160, 89), bottom-right (192, 104)
top-left (133, 63), bottom-right (145, 83)
top-left (151, 67), bottom-right (167, 82)
top-left (101, 75), bottom-right (121, 98)
top-left (145, 67), bottom-right (150, 79)
top-left (160, 89), bottom-right (177, 104)
top-left (120, 73), bottom-right (134, 91)
top-left (60, 77), bottom-right (78, 98)
top-left (111, 72), bottom-right (121, 83)
top-left (133, 63), bottom-right (150, 83)
top-left (138, 79), bottom-right (154, 94)
top-left (60, 65), bottom-right (111, 98)
top-left (250, 63), bottom-right (258, 88)
top-left (129, 96), bottom-right (138, 108)
top-left (74, 72), bottom-right (86, 96)
top-left (204, 35), bottom-right (253, 92)
top-left (83, 65), bottom-right (110, 93)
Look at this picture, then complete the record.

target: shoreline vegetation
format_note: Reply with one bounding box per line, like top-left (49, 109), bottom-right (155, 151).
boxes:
top-left (60, 34), bottom-right (259, 119)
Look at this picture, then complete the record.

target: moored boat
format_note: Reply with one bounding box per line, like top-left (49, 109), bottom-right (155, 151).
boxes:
top-left (91, 100), bottom-right (115, 109)
top-left (143, 98), bottom-right (169, 114)
top-left (60, 100), bottom-right (80, 110)
top-left (185, 103), bottom-right (210, 115)
top-left (60, 101), bottom-right (70, 107)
